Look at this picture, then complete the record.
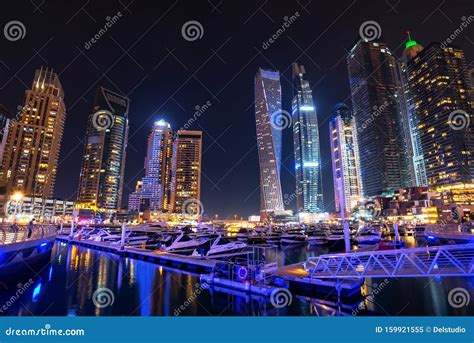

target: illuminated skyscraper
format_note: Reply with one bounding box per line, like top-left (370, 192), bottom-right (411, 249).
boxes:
top-left (77, 87), bottom-right (129, 212)
top-left (0, 68), bottom-right (66, 198)
top-left (329, 103), bottom-right (363, 216)
top-left (128, 120), bottom-right (173, 212)
top-left (291, 63), bottom-right (323, 213)
top-left (399, 33), bottom-right (427, 187)
top-left (347, 40), bottom-right (410, 197)
top-left (169, 130), bottom-right (202, 214)
top-left (405, 42), bottom-right (473, 187)
top-left (0, 104), bottom-right (13, 165)
top-left (255, 68), bottom-right (284, 220)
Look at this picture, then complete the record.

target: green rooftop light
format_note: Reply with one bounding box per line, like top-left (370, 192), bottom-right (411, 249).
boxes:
top-left (405, 31), bottom-right (417, 49)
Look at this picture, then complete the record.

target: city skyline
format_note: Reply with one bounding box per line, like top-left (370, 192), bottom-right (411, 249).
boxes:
top-left (0, 1), bottom-right (472, 218)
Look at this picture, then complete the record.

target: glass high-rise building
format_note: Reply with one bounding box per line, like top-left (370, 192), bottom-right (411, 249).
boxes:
top-left (0, 68), bottom-right (66, 198)
top-left (399, 33), bottom-right (427, 187)
top-left (169, 130), bottom-right (202, 214)
top-left (405, 42), bottom-right (473, 187)
top-left (255, 68), bottom-right (284, 220)
top-left (128, 120), bottom-right (173, 212)
top-left (77, 87), bottom-right (129, 212)
top-left (291, 63), bottom-right (323, 213)
top-left (329, 103), bottom-right (363, 216)
top-left (347, 40), bottom-right (410, 197)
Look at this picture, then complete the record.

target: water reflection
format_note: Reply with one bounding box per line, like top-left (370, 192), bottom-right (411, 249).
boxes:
top-left (0, 241), bottom-right (472, 316)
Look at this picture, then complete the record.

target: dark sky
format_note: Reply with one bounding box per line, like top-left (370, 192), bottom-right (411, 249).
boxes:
top-left (1, 0), bottom-right (472, 219)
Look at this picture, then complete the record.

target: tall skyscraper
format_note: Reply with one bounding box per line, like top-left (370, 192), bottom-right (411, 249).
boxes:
top-left (0, 68), bottom-right (66, 198)
top-left (77, 87), bottom-right (129, 212)
top-left (169, 130), bottom-right (202, 214)
top-left (128, 120), bottom-right (173, 212)
top-left (399, 33), bottom-right (427, 187)
top-left (255, 68), bottom-right (284, 220)
top-left (347, 40), bottom-right (409, 197)
top-left (405, 42), bottom-right (473, 187)
top-left (329, 103), bottom-right (363, 216)
top-left (291, 63), bottom-right (323, 213)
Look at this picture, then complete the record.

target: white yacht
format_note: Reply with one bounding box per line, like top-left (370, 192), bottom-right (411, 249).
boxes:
top-left (280, 233), bottom-right (307, 245)
top-left (192, 236), bottom-right (248, 258)
top-left (165, 233), bottom-right (209, 254)
top-left (354, 226), bottom-right (381, 245)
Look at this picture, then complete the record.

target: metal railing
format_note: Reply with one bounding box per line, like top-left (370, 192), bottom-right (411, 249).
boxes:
top-left (307, 243), bottom-right (474, 279)
top-left (0, 224), bottom-right (58, 245)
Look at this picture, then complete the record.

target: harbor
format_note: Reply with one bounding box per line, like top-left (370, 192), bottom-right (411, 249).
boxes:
top-left (1, 221), bottom-right (473, 316)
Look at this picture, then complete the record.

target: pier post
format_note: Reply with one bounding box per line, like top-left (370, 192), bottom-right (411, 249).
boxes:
top-left (394, 222), bottom-right (400, 242)
top-left (120, 222), bottom-right (127, 250)
top-left (69, 210), bottom-right (77, 239)
top-left (343, 221), bottom-right (350, 253)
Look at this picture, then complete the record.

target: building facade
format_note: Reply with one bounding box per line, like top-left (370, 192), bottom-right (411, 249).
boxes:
top-left (329, 103), bottom-right (363, 216)
top-left (405, 43), bottom-right (473, 188)
top-left (0, 104), bottom-right (13, 167)
top-left (4, 196), bottom-right (74, 223)
top-left (399, 34), bottom-right (427, 187)
top-left (0, 68), bottom-right (66, 198)
top-left (128, 120), bottom-right (173, 212)
top-left (255, 68), bottom-right (285, 220)
top-left (291, 63), bottom-right (324, 213)
top-left (347, 40), bottom-right (410, 197)
top-left (169, 130), bottom-right (202, 214)
top-left (77, 87), bottom-right (129, 212)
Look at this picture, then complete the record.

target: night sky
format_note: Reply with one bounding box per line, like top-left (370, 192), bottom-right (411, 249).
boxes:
top-left (1, 0), bottom-right (472, 218)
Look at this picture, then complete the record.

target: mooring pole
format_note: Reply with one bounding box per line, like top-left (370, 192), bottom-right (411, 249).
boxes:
top-left (120, 221), bottom-right (127, 251)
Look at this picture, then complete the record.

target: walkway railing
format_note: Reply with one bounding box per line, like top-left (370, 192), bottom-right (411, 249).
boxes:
top-left (307, 244), bottom-right (474, 279)
top-left (0, 224), bottom-right (58, 245)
